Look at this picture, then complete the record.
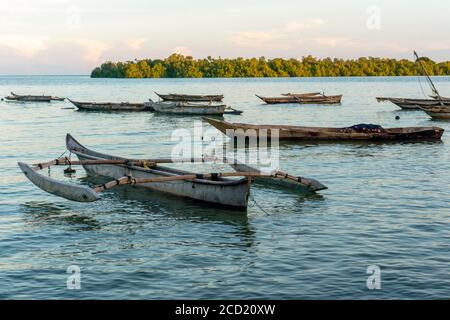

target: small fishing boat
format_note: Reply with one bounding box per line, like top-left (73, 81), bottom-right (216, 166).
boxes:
top-left (256, 94), bottom-right (342, 104)
top-left (203, 117), bottom-right (444, 141)
top-left (296, 94), bottom-right (342, 104)
top-left (5, 92), bottom-right (64, 102)
top-left (68, 99), bottom-right (150, 111)
top-left (376, 97), bottom-right (450, 110)
top-left (377, 51), bottom-right (450, 110)
top-left (255, 95), bottom-right (297, 104)
top-left (146, 99), bottom-right (226, 115)
top-left (155, 92), bottom-right (224, 102)
top-left (420, 107), bottom-right (450, 120)
top-left (19, 134), bottom-right (252, 208)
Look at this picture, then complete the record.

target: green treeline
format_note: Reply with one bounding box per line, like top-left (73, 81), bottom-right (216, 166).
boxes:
top-left (91, 54), bottom-right (450, 78)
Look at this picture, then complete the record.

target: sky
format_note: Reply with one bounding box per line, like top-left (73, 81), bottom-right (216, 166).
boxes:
top-left (0, 0), bottom-right (449, 74)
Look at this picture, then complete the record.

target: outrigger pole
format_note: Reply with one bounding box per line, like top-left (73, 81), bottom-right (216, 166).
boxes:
top-left (18, 160), bottom-right (281, 203)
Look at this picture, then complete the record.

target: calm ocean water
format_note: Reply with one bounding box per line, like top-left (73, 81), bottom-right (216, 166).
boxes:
top-left (0, 76), bottom-right (449, 299)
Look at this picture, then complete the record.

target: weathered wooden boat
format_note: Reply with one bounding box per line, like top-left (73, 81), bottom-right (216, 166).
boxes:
top-left (203, 117), bottom-right (444, 141)
top-left (68, 99), bottom-right (150, 111)
top-left (296, 94), bottom-right (342, 104)
top-left (376, 97), bottom-right (450, 110)
top-left (256, 94), bottom-right (342, 104)
top-left (377, 52), bottom-right (450, 110)
top-left (5, 92), bottom-right (64, 102)
top-left (255, 95), bottom-right (297, 104)
top-left (155, 92), bottom-right (224, 102)
top-left (146, 99), bottom-right (226, 115)
top-left (18, 134), bottom-right (252, 208)
top-left (420, 107), bottom-right (450, 120)
top-left (281, 92), bottom-right (322, 97)
top-left (230, 162), bottom-right (327, 193)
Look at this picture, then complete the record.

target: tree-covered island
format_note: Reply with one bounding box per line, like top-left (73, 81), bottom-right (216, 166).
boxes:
top-left (91, 54), bottom-right (450, 78)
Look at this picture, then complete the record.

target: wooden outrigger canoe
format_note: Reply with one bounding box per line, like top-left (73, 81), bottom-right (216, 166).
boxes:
top-left (18, 135), bottom-right (327, 208)
top-left (203, 117), bottom-right (444, 141)
top-left (376, 97), bottom-right (450, 110)
top-left (5, 92), bottom-right (64, 102)
top-left (146, 100), bottom-right (227, 115)
top-left (420, 107), bottom-right (450, 120)
top-left (256, 94), bottom-right (342, 104)
top-left (155, 92), bottom-right (224, 102)
top-left (19, 134), bottom-right (252, 208)
top-left (68, 99), bottom-right (150, 111)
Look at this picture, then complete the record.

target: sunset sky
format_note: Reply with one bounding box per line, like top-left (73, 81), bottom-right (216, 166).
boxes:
top-left (0, 0), bottom-right (449, 74)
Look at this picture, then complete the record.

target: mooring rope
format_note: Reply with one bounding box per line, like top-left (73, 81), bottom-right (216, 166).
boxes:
top-left (249, 195), bottom-right (270, 215)
top-left (55, 149), bottom-right (68, 160)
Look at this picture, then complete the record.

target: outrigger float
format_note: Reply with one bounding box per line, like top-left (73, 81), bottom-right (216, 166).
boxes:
top-left (18, 134), bottom-right (326, 209)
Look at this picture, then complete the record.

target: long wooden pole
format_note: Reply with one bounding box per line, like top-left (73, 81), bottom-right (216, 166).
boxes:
top-left (32, 156), bottom-right (221, 171)
top-left (93, 172), bottom-right (274, 192)
top-left (414, 51), bottom-right (442, 101)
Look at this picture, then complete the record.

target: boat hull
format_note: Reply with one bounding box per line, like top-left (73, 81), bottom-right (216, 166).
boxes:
top-left (257, 94), bottom-right (342, 104)
top-left (422, 108), bottom-right (450, 120)
top-left (377, 97), bottom-right (450, 110)
top-left (204, 117), bottom-right (444, 141)
top-left (156, 93), bottom-right (224, 102)
top-left (5, 92), bottom-right (63, 102)
top-left (69, 100), bottom-right (149, 111)
top-left (66, 135), bottom-right (250, 208)
top-left (147, 101), bottom-right (226, 115)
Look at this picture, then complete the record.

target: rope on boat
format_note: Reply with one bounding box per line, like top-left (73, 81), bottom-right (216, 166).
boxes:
top-left (249, 195), bottom-right (270, 215)
top-left (56, 149), bottom-right (68, 160)
top-left (418, 76), bottom-right (427, 98)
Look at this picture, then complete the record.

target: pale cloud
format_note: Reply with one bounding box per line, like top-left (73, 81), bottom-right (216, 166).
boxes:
top-left (231, 32), bottom-right (275, 47)
top-left (174, 46), bottom-right (193, 56)
top-left (127, 38), bottom-right (147, 50)
top-left (67, 38), bottom-right (112, 63)
top-left (314, 37), bottom-right (358, 48)
top-left (428, 43), bottom-right (450, 51)
top-left (312, 37), bottom-right (412, 55)
top-left (381, 43), bottom-right (410, 54)
top-left (0, 35), bottom-right (49, 57)
top-left (230, 19), bottom-right (325, 49)
top-left (282, 19), bottom-right (325, 33)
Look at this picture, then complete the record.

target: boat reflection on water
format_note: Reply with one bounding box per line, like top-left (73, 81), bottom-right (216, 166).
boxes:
top-left (20, 201), bottom-right (102, 231)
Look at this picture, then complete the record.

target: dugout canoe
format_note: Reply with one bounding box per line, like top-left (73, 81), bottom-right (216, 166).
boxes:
top-left (376, 97), bottom-right (450, 110)
top-left (420, 107), bottom-right (450, 120)
top-left (68, 99), bottom-right (150, 111)
top-left (256, 94), bottom-right (342, 104)
top-left (65, 134), bottom-right (250, 208)
top-left (146, 100), bottom-right (226, 115)
top-left (155, 92), bottom-right (224, 102)
top-left (203, 117), bottom-right (444, 141)
top-left (5, 92), bottom-right (64, 102)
